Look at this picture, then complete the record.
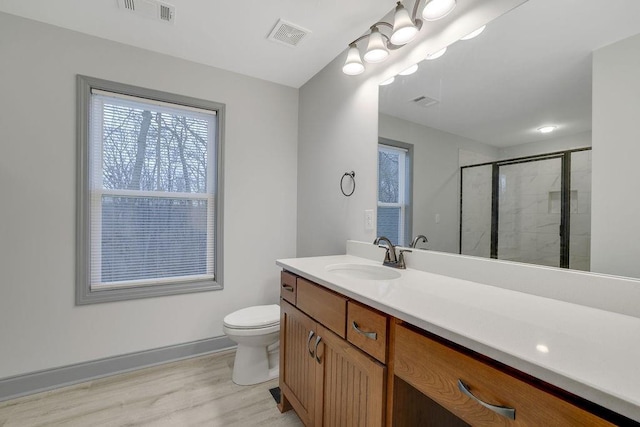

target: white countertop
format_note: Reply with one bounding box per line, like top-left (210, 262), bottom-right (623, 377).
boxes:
top-left (277, 254), bottom-right (640, 422)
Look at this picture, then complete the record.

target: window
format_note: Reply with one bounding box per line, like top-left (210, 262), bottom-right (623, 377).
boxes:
top-left (377, 141), bottom-right (412, 246)
top-left (76, 76), bottom-right (224, 304)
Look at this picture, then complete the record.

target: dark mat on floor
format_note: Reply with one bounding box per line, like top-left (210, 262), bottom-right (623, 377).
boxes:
top-left (269, 386), bottom-right (281, 404)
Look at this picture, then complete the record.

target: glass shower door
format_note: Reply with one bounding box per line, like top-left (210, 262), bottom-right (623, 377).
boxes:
top-left (460, 164), bottom-right (493, 258)
top-left (497, 157), bottom-right (563, 267)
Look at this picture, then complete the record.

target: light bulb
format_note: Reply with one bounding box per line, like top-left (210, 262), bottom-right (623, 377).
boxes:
top-left (364, 27), bottom-right (389, 63)
top-left (426, 47), bottom-right (447, 60)
top-left (461, 25), bottom-right (486, 40)
top-left (342, 45), bottom-right (364, 75)
top-left (390, 2), bottom-right (418, 45)
top-left (422, 0), bottom-right (456, 21)
top-left (399, 64), bottom-right (419, 76)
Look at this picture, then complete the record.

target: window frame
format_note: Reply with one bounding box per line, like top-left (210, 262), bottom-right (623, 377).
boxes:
top-left (377, 138), bottom-right (413, 247)
top-left (76, 75), bottom-right (225, 305)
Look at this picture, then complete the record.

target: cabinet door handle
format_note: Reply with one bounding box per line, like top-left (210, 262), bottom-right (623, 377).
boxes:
top-left (457, 379), bottom-right (516, 420)
top-left (307, 330), bottom-right (315, 358)
top-left (282, 284), bottom-right (294, 292)
top-left (352, 321), bottom-right (377, 340)
top-left (314, 336), bottom-right (322, 364)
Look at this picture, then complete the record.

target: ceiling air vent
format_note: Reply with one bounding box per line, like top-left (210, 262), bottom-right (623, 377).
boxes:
top-left (267, 19), bottom-right (311, 47)
top-left (410, 95), bottom-right (440, 108)
top-left (117, 0), bottom-right (175, 24)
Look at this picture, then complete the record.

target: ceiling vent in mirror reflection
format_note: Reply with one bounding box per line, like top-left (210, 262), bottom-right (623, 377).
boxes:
top-left (411, 95), bottom-right (439, 108)
top-left (267, 19), bottom-right (311, 47)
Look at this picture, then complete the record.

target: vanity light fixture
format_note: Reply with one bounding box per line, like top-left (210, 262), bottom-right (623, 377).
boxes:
top-left (364, 26), bottom-right (390, 63)
top-left (342, 0), bottom-right (457, 75)
top-left (426, 46), bottom-right (447, 60)
top-left (342, 44), bottom-right (365, 75)
top-left (460, 24), bottom-right (486, 40)
top-left (399, 63), bottom-right (419, 76)
top-left (538, 125), bottom-right (557, 134)
top-left (390, 2), bottom-right (419, 45)
top-left (380, 76), bottom-right (396, 86)
top-left (422, 0), bottom-right (457, 21)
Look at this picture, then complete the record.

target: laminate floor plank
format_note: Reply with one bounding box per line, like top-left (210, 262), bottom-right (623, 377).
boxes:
top-left (0, 351), bottom-right (302, 427)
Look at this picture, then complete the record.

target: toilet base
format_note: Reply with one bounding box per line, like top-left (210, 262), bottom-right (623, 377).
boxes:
top-left (232, 345), bottom-right (280, 386)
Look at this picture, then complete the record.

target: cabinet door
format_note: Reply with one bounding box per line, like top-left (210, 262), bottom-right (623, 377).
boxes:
top-left (280, 300), bottom-right (318, 426)
top-left (316, 324), bottom-right (386, 427)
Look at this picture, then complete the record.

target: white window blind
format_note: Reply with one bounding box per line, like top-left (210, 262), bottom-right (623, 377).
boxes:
top-left (378, 144), bottom-right (408, 246)
top-left (89, 89), bottom-right (217, 290)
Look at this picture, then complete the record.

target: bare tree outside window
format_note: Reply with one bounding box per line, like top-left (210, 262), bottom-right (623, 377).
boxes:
top-left (77, 76), bottom-right (224, 304)
top-left (99, 101), bottom-right (213, 283)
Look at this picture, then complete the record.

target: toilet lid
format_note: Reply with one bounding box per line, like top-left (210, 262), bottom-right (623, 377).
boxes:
top-left (223, 304), bottom-right (280, 329)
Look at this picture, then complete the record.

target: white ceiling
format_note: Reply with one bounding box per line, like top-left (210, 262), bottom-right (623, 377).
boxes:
top-left (0, 0), bottom-right (394, 88)
top-left (379, 0), bottom-right (640, 147)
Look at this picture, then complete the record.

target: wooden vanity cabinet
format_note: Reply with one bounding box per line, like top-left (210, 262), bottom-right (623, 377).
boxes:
top-left (279, 274), bottom-right (387, 427)
top-left (279, 271), bottom-right (624, 427)
top-left (393, 323), bottom-right (614, 427)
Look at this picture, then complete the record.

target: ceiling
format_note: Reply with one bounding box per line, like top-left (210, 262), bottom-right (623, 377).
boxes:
top-left (0, 0), bottom-right (393, 88)
top-left (379, 0), bottom-right (640, 147)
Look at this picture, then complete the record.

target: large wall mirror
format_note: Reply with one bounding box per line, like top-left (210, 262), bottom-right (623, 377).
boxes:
top-left (378, 0), bottom-right (640, 277)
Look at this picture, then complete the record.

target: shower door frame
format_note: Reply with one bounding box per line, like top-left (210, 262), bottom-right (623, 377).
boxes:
top-left (460, 147), bottom-right (591, 269)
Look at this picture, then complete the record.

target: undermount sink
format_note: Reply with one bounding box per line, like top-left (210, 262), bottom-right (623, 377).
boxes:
top-left (325, 263), bottom-right (401, 280)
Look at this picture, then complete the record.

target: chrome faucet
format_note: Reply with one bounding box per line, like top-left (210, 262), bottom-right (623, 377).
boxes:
top-left (410, 235), bottom-right (428, 248)
top-left (373, 236), bottom-right (411, 269)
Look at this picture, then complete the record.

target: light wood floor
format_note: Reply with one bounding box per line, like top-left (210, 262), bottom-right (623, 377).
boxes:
top-left (0, 350), bottom-right (303, 427)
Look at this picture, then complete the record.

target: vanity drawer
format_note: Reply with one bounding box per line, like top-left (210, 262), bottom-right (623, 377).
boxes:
top-left (280, 271), bottom-right (297, 305)
top-left (296, 278), bottom-right (347, 338)
top-left (347, 301), bottom-right (387, 363)
top-left (394, 324), bottom-right (613, 426)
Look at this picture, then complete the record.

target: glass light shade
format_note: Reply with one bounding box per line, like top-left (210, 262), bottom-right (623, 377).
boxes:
top-left (380, 77), bottom-right (395, 86)
top-left (426, 47), bottom-right (447, 60)
top-left (460, 25), bottom-right (486, 40)
top-left (422, 0), bottom-right (456, 21)
top-left (363, 28), bottom-right (389, 63)
top-left (342, 45), bottom-right (365, 75)
top-left (390, 3), bottom-right (418, 45)
top-left (399, 64), bottom-right (419, 76)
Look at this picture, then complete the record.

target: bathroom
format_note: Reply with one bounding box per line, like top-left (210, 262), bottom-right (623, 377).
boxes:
top-left (1, 0), bottom-right (640, 425)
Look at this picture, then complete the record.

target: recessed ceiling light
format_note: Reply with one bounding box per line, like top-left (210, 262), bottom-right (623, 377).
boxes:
top-left (538, 125), bottom-right (557, 134)
top-left (380, 77), bottom-right (395, 86)
top-left (426, 47), bottom-right (447, 60)
top-left (460, 25), bottom-right (486, 40)
top-left (399, 64), bottom-right (419, 76)
top-left (536, 344), bottom-right (549, 353)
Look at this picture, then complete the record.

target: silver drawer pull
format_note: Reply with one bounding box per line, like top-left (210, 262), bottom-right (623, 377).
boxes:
top-left (314, 336), bottom-right (322, 364)
top-left (458, 379), bottom-right (516, 420)
top-left (282, 284), bottom-right (294, 292)
top-left (351, 321), bottom-right (377, 340)
top-left (307, 331), bottom-right (315, 358)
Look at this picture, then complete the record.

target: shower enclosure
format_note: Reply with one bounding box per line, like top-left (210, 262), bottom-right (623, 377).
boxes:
top-left (460, 148), bottom-right (591, 270)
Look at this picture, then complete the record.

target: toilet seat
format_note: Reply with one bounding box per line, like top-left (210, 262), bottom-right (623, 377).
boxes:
top-left (223, 304), bottom-right (280, 330)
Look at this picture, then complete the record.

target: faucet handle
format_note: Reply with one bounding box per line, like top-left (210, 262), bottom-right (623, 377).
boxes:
top-left (397, 249), bottom-right (412, 269)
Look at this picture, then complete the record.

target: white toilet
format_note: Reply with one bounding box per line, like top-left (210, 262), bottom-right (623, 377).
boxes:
top-left (223, 304), bottom-right (280, 386)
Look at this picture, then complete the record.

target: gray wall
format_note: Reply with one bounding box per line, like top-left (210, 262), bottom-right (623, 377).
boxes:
top-left (591, 33), bottom-right (640, 277)
top-left (379, 113), bottom-right (498, 253)
top-left (0, 13), bottom-right (298, 379)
